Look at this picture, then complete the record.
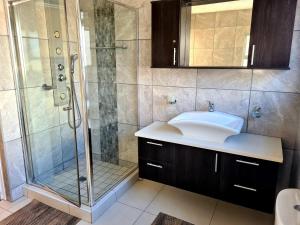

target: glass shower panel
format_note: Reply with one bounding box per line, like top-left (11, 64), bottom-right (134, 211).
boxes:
top-left (79, 0), bottom-right (138, 203)
top-left (9, 0), bottom-right (81, 205)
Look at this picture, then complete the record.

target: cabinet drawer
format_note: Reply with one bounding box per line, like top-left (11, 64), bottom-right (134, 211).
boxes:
top-left (139, 159), bottom-right (172, 184)
top-left (138, 138), bottom-right (174, 162)
top-left (220, 154), bottom-right (278, 212)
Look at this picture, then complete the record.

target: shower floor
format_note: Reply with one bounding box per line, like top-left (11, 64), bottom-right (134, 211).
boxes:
top-left (35, 156), bottom-right (137, 205)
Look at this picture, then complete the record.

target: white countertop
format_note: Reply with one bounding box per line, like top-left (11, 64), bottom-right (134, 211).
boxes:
top-left (135, 122), bottom-right (283, 163)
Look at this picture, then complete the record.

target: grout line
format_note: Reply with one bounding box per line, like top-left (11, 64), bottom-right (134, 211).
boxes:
top-left (208, 200), bottom-right (219, 225)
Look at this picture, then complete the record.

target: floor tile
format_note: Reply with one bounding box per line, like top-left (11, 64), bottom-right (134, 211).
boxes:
top-left (0, 210), bottom-right (11, 221)
top-left (145, 185), bottom-right (217, 225)
top-left (118, 179), bottom-right (164, 210)
top-left (0, 197), bottom-right (32, 213)
top-left (134, 212), bottom-right (156, 225)
top-left (210, 201), bottom-right (274, 225)
top-left (92, 202), bottom-right (142, 225)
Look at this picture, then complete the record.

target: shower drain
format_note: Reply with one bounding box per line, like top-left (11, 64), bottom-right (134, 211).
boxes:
top-left (294, 205), bottom-right (300, 211)
top-left (79, 176), bottom-right (87, 182)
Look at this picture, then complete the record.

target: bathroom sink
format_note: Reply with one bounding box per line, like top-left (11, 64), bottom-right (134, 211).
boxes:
top-left (168, 111), bottom-right (244, 143)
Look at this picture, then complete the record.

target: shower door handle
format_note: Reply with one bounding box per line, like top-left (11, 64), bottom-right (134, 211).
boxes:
top-left (63, 106), bottom-right (73, 111)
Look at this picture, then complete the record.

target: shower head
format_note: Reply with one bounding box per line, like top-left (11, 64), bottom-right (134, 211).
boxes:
top-left (70, 54), bottom-right (78, 74)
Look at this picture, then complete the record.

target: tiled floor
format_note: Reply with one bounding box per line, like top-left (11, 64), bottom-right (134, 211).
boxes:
top-left (78, 179), bottom-right (274, 225)
top-left (36, 156), bottom-right (137, 205)
top-left (0, 179), bottom-right (274, 225)
top-left (0, 197), bottom-right (32, 221)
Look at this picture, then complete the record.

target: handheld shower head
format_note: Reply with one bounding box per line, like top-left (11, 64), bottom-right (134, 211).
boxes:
top-left (70, 54), bottom-right (78, 74)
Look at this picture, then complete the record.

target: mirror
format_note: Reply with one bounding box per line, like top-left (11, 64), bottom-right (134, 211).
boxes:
top-left (180, 0), bottom-right (254, 67)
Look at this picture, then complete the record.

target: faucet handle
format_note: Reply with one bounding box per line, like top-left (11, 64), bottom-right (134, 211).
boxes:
top-left (208, 101), bottom-right (215, 112)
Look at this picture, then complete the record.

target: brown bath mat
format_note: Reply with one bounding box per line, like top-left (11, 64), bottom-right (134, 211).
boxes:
top-left (0, 200), bottom-right (80, 225)
top-left (152, 213), bottom-right (194, 225)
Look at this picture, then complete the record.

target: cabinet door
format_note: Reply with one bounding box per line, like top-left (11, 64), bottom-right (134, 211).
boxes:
top-left (152, 0), bottom-right (179, 68)
top-left (219, 153), bottom-right (278, 213)
top-left (173, 145), bottom-right (220, 197)
top-left (249, 0), bottom-right (297, 69)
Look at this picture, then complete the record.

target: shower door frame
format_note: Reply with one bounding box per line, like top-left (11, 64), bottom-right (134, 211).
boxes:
top-left (5, 0), bottom-right (83, 206)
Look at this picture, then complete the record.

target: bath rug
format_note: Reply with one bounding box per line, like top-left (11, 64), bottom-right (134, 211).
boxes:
top-left (0, 200), bottom-right (80, 225)
top-left (152, 212), bottom-right (194, 225)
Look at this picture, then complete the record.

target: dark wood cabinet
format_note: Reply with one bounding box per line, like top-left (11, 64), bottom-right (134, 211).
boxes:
top-left (173, 145), bottom-right (219, 197)
top-left (151, 0), bottom-right (297, 69)
top-left (248, 0), bottom-right (298, 69)
top-left (138, 137), bottom-right (279, 213)
top-left (219, 154), bottom-right (278, 213)
top-left (151, 0), bottom-right (180, 68)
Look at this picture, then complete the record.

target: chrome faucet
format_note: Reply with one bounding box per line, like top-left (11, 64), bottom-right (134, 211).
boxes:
top-left (208, 101), bottom-right (215, 112)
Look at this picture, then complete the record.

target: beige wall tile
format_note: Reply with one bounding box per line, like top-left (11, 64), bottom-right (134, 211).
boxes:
top-left (0, 36), bottom-right (15, 91)
top-left (193, 49), bottom-right (213, 66)
top-left (0, 0), bottom-right (7, 35)
top-left (87, 82), bottom-right (99, 120)
top-left (197, 69), bottom-right (252, 90)
top-left (24, 87), bottom-right (60, 134)
top-left (139, 1), bottom-right (151, 39)
top-left (153, 69), bottom-right (197, 87)
top-left (21, 38), bottom-right (52, 88)
top-left (118, 123), bottom-right (138, 163)
top-left (196, 89), bottom-right (250, 120)
top-left (29, 127), bottom-right (62, 176)
top-left (115, 4), bottom-right (137, 41)
top-left (235, 26), bottom-right (251, 48)
top-left (138, 85), bottom-right (152, 127)
top-left (153, 86), bottom-right (196, 121)
top-left (66, 0), bottom-right (78, 42)
top-left (213, 49), bottom-right (234, 66)
top-left (138, 40), bottom-right (152, 85)
top-left (116, 40), bottom-right (138, 84)
top-left (195, 13), bottom-right (216, 29)
top-left (214, 27), bottom-right (236, 49)
top-left (193, 29), bottom-right (214, 49)
top-left (248, 91), bottom-right (300, 149)
top-left (117, 84), bottom-right (138, 125)
top-left (215, 11), bottom-right (237, 27)
top-left (17, 0), bottom-right (47, 39)
top-left (0, 90), bottom-right (21, 142)
top-left (237, 9), bottom-right (253, 26)
top-left (4, 139), bottom-right (26, 189)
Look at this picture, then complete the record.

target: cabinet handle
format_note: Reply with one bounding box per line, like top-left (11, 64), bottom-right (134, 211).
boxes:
top-left (214, 153), bottom-right (218, 173)
top-left (236, 160), bottom-right (259, 166)
top-left (251, 44), bottom-right (256, 66)
top-left (234, 184), bottom-right (257, 192)
top-left (173, 47), bottom-right (176, 66)
top-left (146, 163), bottom-right (163, 169)
top-left (146, 141), bottom-right (163, 147)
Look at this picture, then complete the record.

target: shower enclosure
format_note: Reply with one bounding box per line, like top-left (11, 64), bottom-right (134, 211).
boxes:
top-left (7, 0), bottom-right (138, 207)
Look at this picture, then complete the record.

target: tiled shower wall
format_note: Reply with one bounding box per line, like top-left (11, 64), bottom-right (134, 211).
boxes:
top-left (0, 0), bottom-right (25, 200)
top-left (137, 0), bottom-right (300, 189)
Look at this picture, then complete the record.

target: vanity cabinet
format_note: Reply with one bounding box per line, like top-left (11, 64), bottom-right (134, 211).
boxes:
top-left (138, 137), bottom-right (279, 213)
top-left (151, 0), bottom-right (180, 68)
top-left (151, 0), bottom-right (298, 69)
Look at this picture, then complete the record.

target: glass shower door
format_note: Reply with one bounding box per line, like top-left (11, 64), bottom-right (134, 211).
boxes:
top-left (9, 0), bottom-right (81, 205)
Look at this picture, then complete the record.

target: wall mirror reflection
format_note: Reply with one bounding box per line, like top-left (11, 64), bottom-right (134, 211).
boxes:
top-left (180, 0), bottom-right (254, 67)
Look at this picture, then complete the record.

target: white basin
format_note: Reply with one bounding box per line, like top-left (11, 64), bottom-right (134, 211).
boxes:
top-left (168, 111), bottom-right (244, 143)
